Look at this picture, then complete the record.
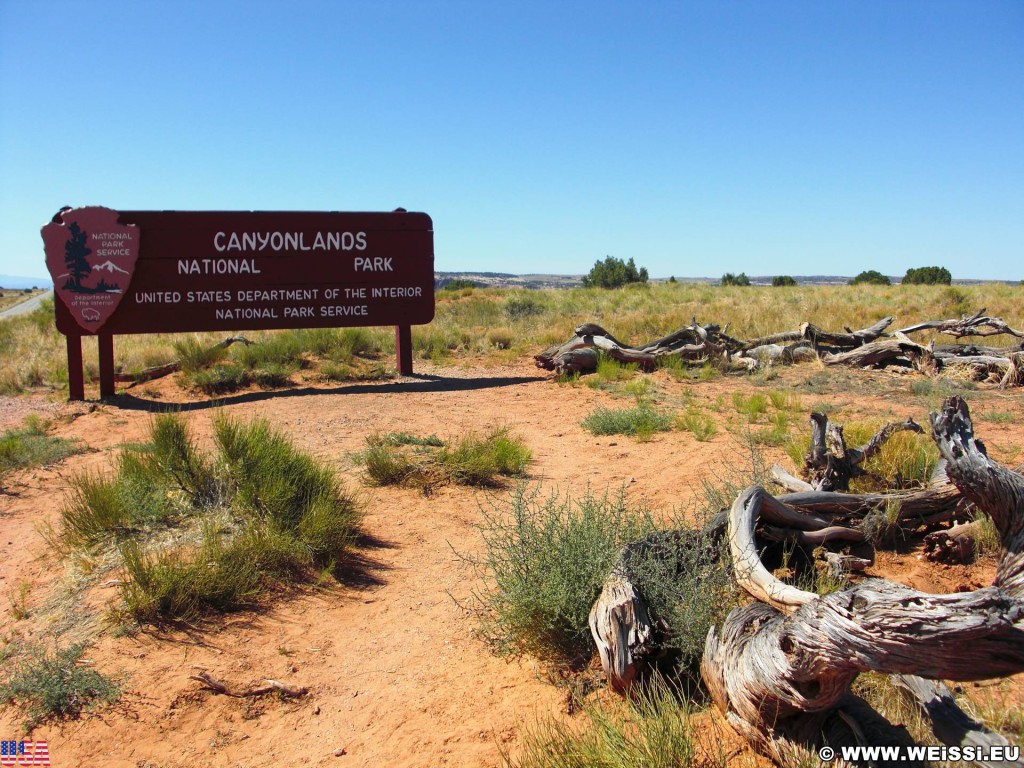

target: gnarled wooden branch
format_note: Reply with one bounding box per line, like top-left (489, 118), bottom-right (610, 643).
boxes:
top-left (114, 336), bottom-right (254, 384)
top-left (898, 309), bottom-right (1024, 340)
top-left (701, 397), bottom-right (1024, 766)
top-left (189, 671), bottom-right (309, 698)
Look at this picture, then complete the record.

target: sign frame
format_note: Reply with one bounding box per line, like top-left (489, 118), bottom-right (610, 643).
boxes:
top-left (42, 207), bottom-right (435, 400)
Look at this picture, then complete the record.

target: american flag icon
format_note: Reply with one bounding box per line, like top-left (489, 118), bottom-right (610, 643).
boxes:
top-left (0, 740), bottom-right (50, 766)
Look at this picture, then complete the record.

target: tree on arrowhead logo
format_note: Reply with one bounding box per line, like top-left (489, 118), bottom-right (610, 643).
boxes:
top-left (41, 207), bottom-right (140, 332)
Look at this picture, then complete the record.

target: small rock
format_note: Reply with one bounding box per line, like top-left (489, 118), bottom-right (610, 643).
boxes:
top-left (313, 705), bottom-right (320, 715)
top-left (333, 747), bottom-right (347, 757)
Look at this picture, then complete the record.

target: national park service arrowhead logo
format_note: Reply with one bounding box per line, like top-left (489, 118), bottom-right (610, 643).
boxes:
top-left (41, 207), bottom-right (139, 331)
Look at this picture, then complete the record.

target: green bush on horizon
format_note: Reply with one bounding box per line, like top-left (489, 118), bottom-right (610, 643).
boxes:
top-left (849, 270), bottom-right (891, 286)
top-left (582, 256), bottom-right (649, 289)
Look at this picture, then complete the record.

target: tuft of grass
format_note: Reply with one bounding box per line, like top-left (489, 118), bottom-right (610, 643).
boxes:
top-left (56, 413), bottom-right (361, 624)
top-left (7, 581), bottom-right (30, 621)
top-left (0, 417), bottom-right (84, 479)
top-left (0, 643), bottom-right (120, 730)
top-left (187, 363), bottom-right (249, 394)
top-left (173, 336), bottom-right (228, 373)
top-left (487, 327), bottom-right (515, 350)
top-left (469, 485), bottom-right (656, 665)
top-left (233, 333), bottom-right (306, 370)
top-left (581, 404), bottom-right (673, 441)
top-left (370, 432), bottom-right (444, 448)
top-left (503, 676), bottom-right (715, 768)
top-left (439, 427), bottom-right (532, 485)
top-left (676, 410), bottom-right (716, 442)
top-left (358, 442), bottom-right (420, 486)
top-left (731, 392), bottom-right (768, 422)
top-left (354, 429), bottom-right (530, 489)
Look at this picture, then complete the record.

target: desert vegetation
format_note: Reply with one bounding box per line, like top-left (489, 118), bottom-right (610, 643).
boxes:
top-left (1, 283), bottom-right (1023, 397)
top-left (53, 412), bottom-right (361, 625)
top-left (2, 280), bottom-right (1023, 765)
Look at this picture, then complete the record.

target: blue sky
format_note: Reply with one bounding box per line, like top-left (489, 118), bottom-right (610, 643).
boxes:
top-left (2, 1), bottom-right (1021, 281)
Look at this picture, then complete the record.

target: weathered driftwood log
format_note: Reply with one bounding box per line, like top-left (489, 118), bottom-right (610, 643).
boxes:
top-left (113, 336), bottom-right (254, 384)
top-left (892, 675), bottom-right (1022, 767)
top-left (922, 519), bottom-right (989, 564)
top-left (898, 309), bottom-right (1024, 340)
top-left (821, 333), bottom-right (934, 371)
top-left (802, 316), bottom-right (894, 348)
top-left (1000, 351), bottom-right (1024, 389)
top-left (803, 411), bottom-right (923, 492)
top-left (701, 397), bottom-right (1024, 766)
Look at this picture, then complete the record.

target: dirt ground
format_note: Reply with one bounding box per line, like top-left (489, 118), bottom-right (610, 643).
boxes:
top-left (1, 359), bottom-right (1022, 767)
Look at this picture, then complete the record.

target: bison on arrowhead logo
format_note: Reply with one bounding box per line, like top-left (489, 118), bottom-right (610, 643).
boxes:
top-left (41, 207), bottom-right (140, 332)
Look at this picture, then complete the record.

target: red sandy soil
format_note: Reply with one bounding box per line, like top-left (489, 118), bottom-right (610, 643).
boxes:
top-left (1, 360), bottom-right (1021, 767)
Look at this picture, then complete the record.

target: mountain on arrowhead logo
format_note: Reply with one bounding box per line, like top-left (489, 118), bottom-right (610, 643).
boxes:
top-left (41, 207), bottom-right (140, 332)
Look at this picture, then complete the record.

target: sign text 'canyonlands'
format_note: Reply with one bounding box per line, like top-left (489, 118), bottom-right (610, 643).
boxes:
top-left (41, 207), bottom-right (435, 399)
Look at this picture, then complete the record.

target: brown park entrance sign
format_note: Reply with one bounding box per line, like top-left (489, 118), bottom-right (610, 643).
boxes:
top-left (41, 206), bottom-right (435, 400)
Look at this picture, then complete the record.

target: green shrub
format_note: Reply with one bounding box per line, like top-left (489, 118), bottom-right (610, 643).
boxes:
top-left (233, 333), bottom-right (306, 370)
top-left (771, 275), bottom-right (797, 287)
top-left (0, 643), bottom-right (120, 729)
top-left (441, 278), bottom-right (477, 291)
top-left (582, 256), bottom-right (649, 289)
top-left (470, 486), bottom-right (655, 664)
top-left (720, 272), bottom-right (751, 286)
top-left (358, 442), bottom-right (419, 486)
top-left (849, 270), bottom-right (891, 286)
top-left (903, 266), bottom-right (952, 285)
top-left (354, 429), bottom-right (529, 488)
top-left (581, 404), bottom-right (672, 440)
top-left (504, 294), bottom-right (544, 319)
top-left (251, 363), bottom-right (297, 389)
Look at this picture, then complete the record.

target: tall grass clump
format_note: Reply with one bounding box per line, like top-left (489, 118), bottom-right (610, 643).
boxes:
top-left (0, 643), bottom-right (120, 729)
top-left (439, 427), bottom-right (532, 485)
top-left (469, 486), bottom-right (656, 665)
top-left (173, 336), bottom-right (228, 373)
top-left (504, 676), bottom-right (714, 768)
top-left (56, 413), bottom-right (360, 624)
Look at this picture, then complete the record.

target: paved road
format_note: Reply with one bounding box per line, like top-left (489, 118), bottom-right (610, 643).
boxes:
top-left (0, 289), bottom-right (52, 319)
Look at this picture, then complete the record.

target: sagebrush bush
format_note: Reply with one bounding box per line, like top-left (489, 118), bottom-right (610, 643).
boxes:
top-left (470, 485), bottom-right (656, 665)
top-left (0, 643), bottom-right (120, 729)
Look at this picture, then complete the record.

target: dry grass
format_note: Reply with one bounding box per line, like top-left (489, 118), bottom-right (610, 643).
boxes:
top-left (0, 288), bottom-right (47, 313)
top-left (1, 283), bottom-right (1022, 396)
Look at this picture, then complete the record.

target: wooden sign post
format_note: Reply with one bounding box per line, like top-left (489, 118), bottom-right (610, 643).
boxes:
top-left (42, 207), bottom-right (435, 400)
